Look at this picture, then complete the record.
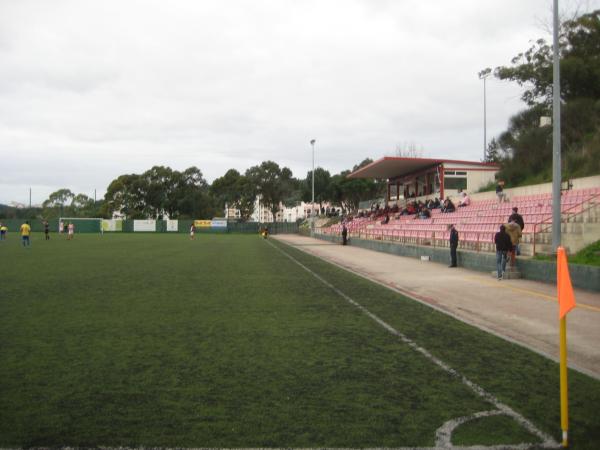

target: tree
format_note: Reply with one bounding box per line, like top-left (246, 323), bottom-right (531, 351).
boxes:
top-left (43, 189), bottom-right (74, 209)
top-left (103, 166), bottom-right (215, 219)
top-left (211, 169), bottom-right (257, 221)
top-left (302, 167), bottom-right (331, 211)
top-left (104, 174), bottom-right (147, 219)
top-left (42, 189), bottom-right (75, 217)
top-left (395, 141), bottom-right (424, 158)
top-left (246, 161), bottom-right (294, 222)
top-left (327, 159), bottom-right (385, 213)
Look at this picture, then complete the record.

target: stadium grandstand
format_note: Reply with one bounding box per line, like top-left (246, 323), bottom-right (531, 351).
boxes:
top-left (319, 157), bottom-right (600, 257)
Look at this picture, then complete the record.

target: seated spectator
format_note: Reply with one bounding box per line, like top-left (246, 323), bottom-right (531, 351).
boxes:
top-left (458, 192), bottom-right (471, 207)
top-left (418, 207), bottom-right (431, 219)
top-left (381, 213), bottom-right (390, 225)
top-left (442, 198), bottom-right (456, 213)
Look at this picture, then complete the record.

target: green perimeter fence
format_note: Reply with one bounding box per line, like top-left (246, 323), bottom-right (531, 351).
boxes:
top-left (0, 219), bottom-right (298, 234)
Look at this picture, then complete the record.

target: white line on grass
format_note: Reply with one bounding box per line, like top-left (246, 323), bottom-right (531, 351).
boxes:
top-left (267, 239), bottom-right (560, 450)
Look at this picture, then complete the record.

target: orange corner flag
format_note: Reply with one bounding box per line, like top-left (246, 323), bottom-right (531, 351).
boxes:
top-left (557, 246), bottom-right (576, 319)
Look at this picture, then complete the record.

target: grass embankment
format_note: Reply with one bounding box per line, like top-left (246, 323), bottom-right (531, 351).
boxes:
top-left (535, 240), bottom-right (600, 266)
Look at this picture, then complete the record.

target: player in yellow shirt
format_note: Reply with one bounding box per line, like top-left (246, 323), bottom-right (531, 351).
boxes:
top-left (20, 221), bottom-right (31, 247)
top-left (0, 223), bottom-right (7, 240)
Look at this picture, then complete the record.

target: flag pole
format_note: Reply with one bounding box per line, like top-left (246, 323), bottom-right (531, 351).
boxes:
top-left (559, 316), bottom-right (568, 447)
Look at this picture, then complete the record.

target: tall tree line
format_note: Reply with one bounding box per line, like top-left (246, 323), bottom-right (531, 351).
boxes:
top-left (19, 159), bottom-right (384, 221)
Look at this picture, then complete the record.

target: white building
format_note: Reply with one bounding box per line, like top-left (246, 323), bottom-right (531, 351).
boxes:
top-left (226, 196), bottom-right (332, 222)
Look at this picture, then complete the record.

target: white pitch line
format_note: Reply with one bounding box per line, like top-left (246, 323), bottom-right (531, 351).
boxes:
top-left (267, 240), bottom-right (560, 450)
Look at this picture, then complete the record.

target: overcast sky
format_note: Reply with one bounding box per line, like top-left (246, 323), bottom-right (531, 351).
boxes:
top-left (2, 0), bottom-right (599, 205)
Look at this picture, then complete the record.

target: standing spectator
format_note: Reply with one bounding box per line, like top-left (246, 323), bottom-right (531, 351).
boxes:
top-left (494, 225), bottom-right (513, 280)
top-left (43, 220), bottom-right (50, 240)
top-left (0, 222), bottom-right (7, 240)
top-left (496, 181), bottom-right (506, 203)
top-left (504, 221), bottom-right (522, 267)
top-left (508, 207), bottom-right (524, 254)
top-left (59, 220), bottom-right (64, 234)
top-left (448, 224), bottom-right (459, 267)
top-left (190, 223), bottom-right (195, 240)
top-left (20, 220), bottom-right (31, 248)
top-left (67, 222), bottom-right (74, 240)
top-left (508, 207), bottom-right (524, 230)
top-left (341, 224), bottom-right (348, 246)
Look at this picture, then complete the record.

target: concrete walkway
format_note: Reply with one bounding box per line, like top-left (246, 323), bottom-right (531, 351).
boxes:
top-left (273, 234), bottom-right (600, 379)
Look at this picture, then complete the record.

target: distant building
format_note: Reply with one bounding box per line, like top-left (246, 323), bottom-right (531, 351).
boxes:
top-left (226, 196), bottom-right (332, 222)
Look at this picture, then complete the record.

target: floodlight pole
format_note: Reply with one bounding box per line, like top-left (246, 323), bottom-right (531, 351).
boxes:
top-left (551, 0), bottom-right (561, 251)
top-left (310, 139), bottom-right (316, 237)
top-left (479, 69), bottom-right (491, 160)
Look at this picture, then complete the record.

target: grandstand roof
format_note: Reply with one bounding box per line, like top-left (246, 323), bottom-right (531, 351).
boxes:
top-left (347, 157), bottom-right (499, 179)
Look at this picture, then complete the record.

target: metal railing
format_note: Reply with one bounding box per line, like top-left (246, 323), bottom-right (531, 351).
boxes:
top-left (531, 192), bottom-right (600, 255)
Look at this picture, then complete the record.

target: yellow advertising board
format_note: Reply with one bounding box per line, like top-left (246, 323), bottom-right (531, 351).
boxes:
top-left (194, 220), bottom-right (212, 228)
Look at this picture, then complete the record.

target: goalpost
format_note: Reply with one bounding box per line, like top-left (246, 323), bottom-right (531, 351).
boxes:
top-left (58, 217), bottom-right (103, 234)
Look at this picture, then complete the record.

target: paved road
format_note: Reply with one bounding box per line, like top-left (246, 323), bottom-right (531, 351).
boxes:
top-left (273, 234), bottom-right (600, 379)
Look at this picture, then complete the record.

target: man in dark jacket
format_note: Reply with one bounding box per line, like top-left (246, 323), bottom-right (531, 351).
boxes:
top-left (448, 224), bottom-right (459, 267)
top-left (494, 224), bottom-right (513, 280)
top-left (341, 224), bottom-right (348, 245)
top-left (508, 207), bottom-right (524, 230)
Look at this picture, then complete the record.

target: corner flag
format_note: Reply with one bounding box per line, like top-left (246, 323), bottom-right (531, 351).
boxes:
top-left (557, 247), bottom-right (576, 318)
top-left (557, 246), bottom-right (576, 447)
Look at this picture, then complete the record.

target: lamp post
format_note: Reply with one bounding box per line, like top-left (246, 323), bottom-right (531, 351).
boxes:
top-left (478, 68), bottom-right (492, 160)
top-left (310, 139), bottom-right (316, 237)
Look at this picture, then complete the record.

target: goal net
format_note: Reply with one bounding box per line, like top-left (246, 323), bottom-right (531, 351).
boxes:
top-left (58, 217), bottom-right (103, 234)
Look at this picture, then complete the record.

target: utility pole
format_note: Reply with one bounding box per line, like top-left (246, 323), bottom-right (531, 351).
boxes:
top-left (478, 68), bottom-right (492, 160)
top-left (310, 139), bottom-right (316, 237)
top-left (551, 0), bottom-right (562, 251)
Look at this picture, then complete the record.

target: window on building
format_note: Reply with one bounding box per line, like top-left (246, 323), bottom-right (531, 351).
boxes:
top-left (444, 177), bottom-right (467, 190)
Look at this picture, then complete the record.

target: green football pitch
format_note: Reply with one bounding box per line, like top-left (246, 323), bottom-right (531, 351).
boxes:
top-left (1, 233), bottom-right (599, 448)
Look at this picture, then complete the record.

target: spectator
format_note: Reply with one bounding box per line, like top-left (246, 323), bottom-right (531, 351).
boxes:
top-left (448, 224), bottom-right (459, 267)
top-left (508, 207), bottom-right (524, 255)
top-left (341, 224), bottom-right (348, 245)
top-left (381, 214), bottom-right (390, 225)
top-left (418, 207), bottom-right (431, 219)
top-left (494, 225), bottom-right (513, 280)
top-left (442, 198), bottom-right (456, 213)
top-left (458, 192), bottom-right (471, 207)
top-left (504, 221), bottom-right (522, 267)
top-left (496, 181), bottom-right (506, 203)
top-left (508, 207), bottom-right (524, 230)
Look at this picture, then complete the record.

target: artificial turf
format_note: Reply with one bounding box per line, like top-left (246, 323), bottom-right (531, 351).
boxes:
top-left (1, 232), bottom-right (599, 448)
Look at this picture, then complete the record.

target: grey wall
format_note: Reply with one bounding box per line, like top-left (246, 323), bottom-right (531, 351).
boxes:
top-left (312, 233), bottom-right (600, 292)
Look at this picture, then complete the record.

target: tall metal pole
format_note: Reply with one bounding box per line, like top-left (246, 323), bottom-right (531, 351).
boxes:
top-left (478, 69), bottom-right (491, 160)
top-left (552, 0), bottom-right (561, 251)
top-left (29, 187), bottom-right (32, 208)
top-left (310, 139), bottom-right (316, 237)
top-left (483, 76), bottom-right (487, 160)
